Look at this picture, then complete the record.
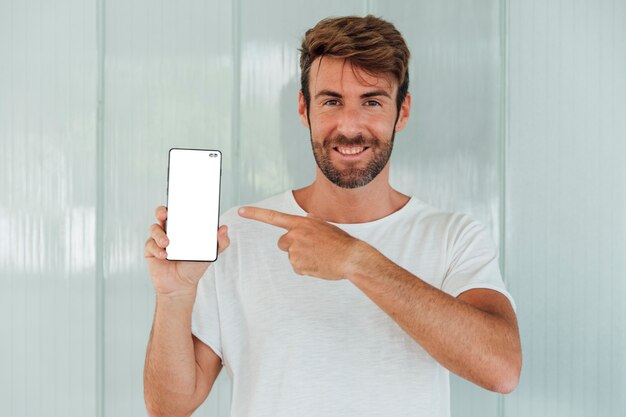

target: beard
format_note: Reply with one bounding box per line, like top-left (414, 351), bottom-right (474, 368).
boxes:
top-left (309, 129), bottom-right (396, 189)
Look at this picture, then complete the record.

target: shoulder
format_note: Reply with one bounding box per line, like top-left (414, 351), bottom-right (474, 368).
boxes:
top-left (405, 198), bottom-right (493, 247)
top-left (410, 198), bottom-right (482, 232)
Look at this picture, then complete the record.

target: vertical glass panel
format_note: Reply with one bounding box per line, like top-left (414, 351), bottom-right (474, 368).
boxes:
top-left (103, 0), bottom-right (232, 415)
top-left (378, 0), bottom-right (503, 232)
top-left (374, 1), bottom-right (503, 416)
top-left (0, 0), bottom-right (98, 416)
top-left (506, 0), bottom-right (626, 416)
top-left (237, 0), bottom-right (366, 203)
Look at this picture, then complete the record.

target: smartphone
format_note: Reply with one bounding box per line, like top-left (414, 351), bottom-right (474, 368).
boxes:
top-left (165, 148), bottom-right (222, 262)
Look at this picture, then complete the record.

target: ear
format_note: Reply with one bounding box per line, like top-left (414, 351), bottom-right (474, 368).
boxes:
top-left (298, 90), bottom-right (310, 128)
top-left (394, 92), bottom-right (411, 132)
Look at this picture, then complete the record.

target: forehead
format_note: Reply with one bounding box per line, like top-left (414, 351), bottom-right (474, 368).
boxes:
top-left (309, 56), bottom-right (396, 95)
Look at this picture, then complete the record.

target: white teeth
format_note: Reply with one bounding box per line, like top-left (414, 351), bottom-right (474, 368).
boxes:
top-left (337, 147), bottom-right (365, 155)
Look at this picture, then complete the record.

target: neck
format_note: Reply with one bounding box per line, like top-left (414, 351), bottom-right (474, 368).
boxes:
top-left (292, 165), bottom-right (410, 224)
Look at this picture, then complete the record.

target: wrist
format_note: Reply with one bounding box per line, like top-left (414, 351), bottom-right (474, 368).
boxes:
top-left (156, 288), bottom-right (197, 304)
top-left (344, 239), bottom-right (381, 280)
top-left (154, 292), bottom-right (197, 325)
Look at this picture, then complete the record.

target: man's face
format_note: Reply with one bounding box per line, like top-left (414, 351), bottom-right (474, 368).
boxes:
top-left (298, 57), bottom-right (410, 189)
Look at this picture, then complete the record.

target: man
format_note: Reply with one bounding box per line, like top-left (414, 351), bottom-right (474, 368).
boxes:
top-left (144, 15), bottom-right (521, 417)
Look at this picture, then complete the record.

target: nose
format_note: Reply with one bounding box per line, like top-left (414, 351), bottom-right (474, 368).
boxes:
top-left (336, 106), bottom-right (364, 138)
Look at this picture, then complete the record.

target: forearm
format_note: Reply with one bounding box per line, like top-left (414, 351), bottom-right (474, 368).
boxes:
top-left (144, 291), bottom-right (198, 414)
top-left (347, 243), bottom-right (519, 392)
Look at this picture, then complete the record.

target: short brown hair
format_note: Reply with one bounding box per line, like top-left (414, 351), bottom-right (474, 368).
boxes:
top-left (299, 15), bottom-right (410, 113)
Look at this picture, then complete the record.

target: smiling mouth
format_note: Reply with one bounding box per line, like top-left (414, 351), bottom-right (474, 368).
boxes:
top-left (334, 146), bottom-right (369, 156)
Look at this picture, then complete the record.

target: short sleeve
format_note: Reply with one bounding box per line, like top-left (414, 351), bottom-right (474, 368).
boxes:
top-left (191, 265), bottom-right (224, 361)
top-left (441, 219), bottom-right (517, 312)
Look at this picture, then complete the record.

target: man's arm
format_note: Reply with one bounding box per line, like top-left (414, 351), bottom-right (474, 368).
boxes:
top-left (143, 292), bottom-right (223, 417)
top-left (347, 244), bottom-right (521, 394)
top-left (144, 206), bottom-right (230, 417)
top-left (237, 206), bottom-right (522, 393)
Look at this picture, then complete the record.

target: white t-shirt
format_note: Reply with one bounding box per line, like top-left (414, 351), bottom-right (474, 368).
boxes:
top-left (192, 190), bottom-right (516, 417)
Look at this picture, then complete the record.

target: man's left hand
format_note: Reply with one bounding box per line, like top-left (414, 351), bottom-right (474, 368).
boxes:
top-left (238, 206), bottom-right (370, 280)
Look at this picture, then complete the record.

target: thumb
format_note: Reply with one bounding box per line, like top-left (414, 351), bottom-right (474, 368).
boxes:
top-left (217, 225), bottom-right (230, 254)
top-left (306, 212), bottom-right (322, 220)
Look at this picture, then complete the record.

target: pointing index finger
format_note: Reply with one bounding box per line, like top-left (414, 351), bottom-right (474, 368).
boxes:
top-left (238, 206), bottom-right (300, 229)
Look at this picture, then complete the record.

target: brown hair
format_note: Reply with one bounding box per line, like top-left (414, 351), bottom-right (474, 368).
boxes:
top-left (299, 15), bottom-right (410, 113)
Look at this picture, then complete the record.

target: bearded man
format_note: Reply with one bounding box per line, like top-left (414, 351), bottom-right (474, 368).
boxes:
top-left (144, 15), bottom-right (521, 417)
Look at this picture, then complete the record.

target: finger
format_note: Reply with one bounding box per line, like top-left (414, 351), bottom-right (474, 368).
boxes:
top-left (144, 238), bottom-right (167, 259)
top-left (217, 225), bottom-right (230, 254)
top-left (150, 223), bottom-right (169, 248)
top-left (155, 206), bottom-right (168, 228)
top-left (238, 206), bottom-right (300, 230)
top-left (277, 233), bottom-right (290, 252)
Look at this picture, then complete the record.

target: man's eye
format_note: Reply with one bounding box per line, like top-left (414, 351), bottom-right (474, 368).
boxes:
top-left (365, 100), bottom-right (382, 107)
top-left (324, 99), bottom-right (340, 106)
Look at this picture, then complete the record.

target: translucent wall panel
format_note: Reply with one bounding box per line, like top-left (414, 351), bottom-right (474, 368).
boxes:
top-left (506, 0), bottom-right (626, 416)
top-left (380, 0), bottom-right (503, 232)
top-left (102, 0), bottom-right (233, 415)
top-left (237, 0), bottom-right (367, 203)
top-left (375, 1), bottom-right (504, 415)
top-left (0, 0), bottom-right (98, 416)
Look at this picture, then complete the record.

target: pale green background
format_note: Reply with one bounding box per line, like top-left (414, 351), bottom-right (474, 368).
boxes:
top-left (1, 0), bottom-right (625, 416)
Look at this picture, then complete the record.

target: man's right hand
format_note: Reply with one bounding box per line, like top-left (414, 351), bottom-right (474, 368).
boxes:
top-left (144, 205), bottom-right (230, 296)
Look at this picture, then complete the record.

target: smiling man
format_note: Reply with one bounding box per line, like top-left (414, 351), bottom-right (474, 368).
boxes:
top-left (144, 15), bottom-right (521, 417)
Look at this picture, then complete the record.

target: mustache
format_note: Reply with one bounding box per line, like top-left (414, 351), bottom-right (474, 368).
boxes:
top-left (322, 134), bottom-right (376, 148)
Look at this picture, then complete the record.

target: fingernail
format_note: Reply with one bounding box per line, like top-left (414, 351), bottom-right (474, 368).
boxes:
top-left (238, 207), bottom-right (246, 215)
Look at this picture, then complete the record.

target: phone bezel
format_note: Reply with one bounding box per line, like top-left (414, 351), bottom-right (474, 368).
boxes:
top-left (165, 147), bottom-right (222, 262)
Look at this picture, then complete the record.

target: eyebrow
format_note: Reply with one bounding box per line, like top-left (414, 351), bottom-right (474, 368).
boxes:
top-left (314, 89), bottom-right (392, 100)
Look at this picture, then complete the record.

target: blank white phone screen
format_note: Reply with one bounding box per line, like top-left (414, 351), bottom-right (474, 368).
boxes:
top-left (166, 149), bottom-right (221, 261)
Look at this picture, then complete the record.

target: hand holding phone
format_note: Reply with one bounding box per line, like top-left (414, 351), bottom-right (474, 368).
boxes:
top-left (145, 149), bottom-right (230, 294)
top-left (144, 206), bottom-right (229, 296)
